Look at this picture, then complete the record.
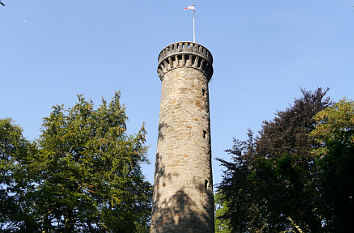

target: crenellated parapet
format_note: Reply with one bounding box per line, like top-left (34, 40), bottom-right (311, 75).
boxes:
top-left (157, 41), bottom-right (214, 81)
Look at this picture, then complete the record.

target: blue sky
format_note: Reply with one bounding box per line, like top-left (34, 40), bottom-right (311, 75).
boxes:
top-left (1, 0), bottom-right (353, 186)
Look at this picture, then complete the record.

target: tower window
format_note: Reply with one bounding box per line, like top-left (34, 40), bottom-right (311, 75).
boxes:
top-left (205, 180), bottom-right (209, 190)
top-left (203, 130), bottom-right (207, 138)
top-left (202, 89), bottom-right (206, 96)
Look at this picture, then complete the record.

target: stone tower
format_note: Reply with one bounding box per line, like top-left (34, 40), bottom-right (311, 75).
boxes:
top-left (151, 41), bottom-right (214, 233)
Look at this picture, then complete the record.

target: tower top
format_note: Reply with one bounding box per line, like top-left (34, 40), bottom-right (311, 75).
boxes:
top-left (157, 41), bottom-right (213, 81)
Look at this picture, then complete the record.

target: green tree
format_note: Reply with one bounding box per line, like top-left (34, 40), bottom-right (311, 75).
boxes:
top-left (217, 88), bottom-right (330, 232)
top-left (215, 192), bottom-right (231, 233)
top-left (0, 119), bottom-right (40, 232)
top-left (310, 98), bottom-right (354, 233)
top-left (0, 92), bottom-right (152, 232)
top-left (35, 92), bottom-right (152, 232)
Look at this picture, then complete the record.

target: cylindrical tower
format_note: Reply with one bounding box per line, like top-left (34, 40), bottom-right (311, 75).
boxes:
top-left (151, 42), bottom-right (214, 233)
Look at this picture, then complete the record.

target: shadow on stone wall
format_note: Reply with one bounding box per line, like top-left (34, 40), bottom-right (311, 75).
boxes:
top-left (152, 153), bottom-right (214, 233)
top-left (153, 119), bottom-right (214, 232)
top-left (151, 189), bottom-right (213, 233)
top-left (158, 122), bottom-right (168, 141)
top-left (153, 152), bottom-right (173, 189)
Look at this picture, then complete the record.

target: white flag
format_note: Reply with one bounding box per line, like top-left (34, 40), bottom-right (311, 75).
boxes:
top-left (184, 5), bottom-right (195, 11)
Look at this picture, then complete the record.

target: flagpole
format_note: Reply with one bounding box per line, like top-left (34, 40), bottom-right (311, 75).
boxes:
top-left (193, 8), bottom-right (196, 43)
top-left (193, 9), bottom-right (195, 43)
top-left (185, 5), bottom-right (196, 43)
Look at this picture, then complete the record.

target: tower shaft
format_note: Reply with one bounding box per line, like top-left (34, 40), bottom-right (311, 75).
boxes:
top-left (151, 42), bottom-right (214, 233)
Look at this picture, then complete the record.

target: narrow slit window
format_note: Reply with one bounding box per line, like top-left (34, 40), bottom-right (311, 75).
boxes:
top-left (205, 180), bottom-right (208, 189)
top-left (203, 130), bottom-right (207, 138)
top-left (202, 89), bottom-right (206, 96)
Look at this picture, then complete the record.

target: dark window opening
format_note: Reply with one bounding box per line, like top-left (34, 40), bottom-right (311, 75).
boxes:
top-left (203, 130), bottom-right (207, 138)
top-left (205, 180), bottom-right (208, 189)
top-left (202, 89), bottom-right (206, 96)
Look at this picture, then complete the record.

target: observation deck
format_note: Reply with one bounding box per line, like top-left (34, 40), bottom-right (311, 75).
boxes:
top-left (157, 41), bottom-right (214, 81)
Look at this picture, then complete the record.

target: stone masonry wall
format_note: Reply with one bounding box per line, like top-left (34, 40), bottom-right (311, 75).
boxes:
top-left (150, 66), bottom-right (214, 233)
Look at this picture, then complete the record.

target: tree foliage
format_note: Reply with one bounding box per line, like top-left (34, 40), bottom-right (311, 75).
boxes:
top-left (310, 98), bottom-right (354, 232)
top-left (0, 119), bottom-right (39, 231)
top-left (0, 92), bottom-right (152, 232)
top-left (217, 88), bottom-right (334, 232)
top-left (214, 192), bottom-right (231, 233)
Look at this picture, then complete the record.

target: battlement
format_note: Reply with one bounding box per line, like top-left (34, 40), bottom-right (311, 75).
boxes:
top-left (157, 42), bottom-right (214, 81)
